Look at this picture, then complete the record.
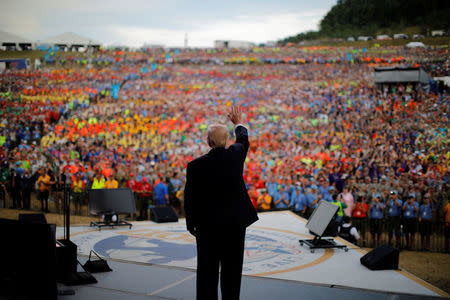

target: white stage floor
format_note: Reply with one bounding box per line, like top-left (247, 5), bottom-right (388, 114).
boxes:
top-left (58, 211), bottom-right (448, 298)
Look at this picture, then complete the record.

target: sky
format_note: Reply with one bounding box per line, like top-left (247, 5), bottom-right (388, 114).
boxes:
top-left (1, 0), bottom-right (336, 48)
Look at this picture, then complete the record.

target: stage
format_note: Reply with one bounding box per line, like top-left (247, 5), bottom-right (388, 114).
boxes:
top-left (57, 211), bottom-right (448, 299)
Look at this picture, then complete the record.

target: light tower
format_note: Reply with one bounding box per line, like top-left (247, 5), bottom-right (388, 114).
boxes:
top-left (184, 33), bottom-right (188, 48)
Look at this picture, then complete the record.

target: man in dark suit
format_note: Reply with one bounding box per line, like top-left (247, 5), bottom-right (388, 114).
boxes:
top-left (184, 105), bottom-right (258, 300)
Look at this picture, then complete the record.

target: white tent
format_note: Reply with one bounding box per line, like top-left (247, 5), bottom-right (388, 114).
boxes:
top-left (374, 66), bottom-right (432, 92)
top-left (38, 32), bottom-right (101, 49)
top-left (0, 30), bottom-right (34, 49)
top-left (406, 42), bottom-right (425, 48)
top-left (434, 76), bottom-right (450, 88)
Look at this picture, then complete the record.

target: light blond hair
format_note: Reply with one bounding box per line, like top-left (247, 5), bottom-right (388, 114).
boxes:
top-left (207, 124), bottom-right (228, 148)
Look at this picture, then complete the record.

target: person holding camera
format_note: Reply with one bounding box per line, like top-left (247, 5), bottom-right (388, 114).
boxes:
top-left (386, 190), bottom-right (402, 247)
top-left (402, 194), bottom-right (419, 250)
top-left (369, 193), bottom-right (385, 247)
top-left (352, 195), bottom-right (368, 246)
top-left (419, 194), bottom-right (433, 251)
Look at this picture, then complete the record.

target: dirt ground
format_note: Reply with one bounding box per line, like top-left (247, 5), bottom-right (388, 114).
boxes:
top-left (0, 208), bottom-right (100, 226)
top-left (398, 250), bottom-right (450, 295)
top-left (1, 208), bottom-right (449, 295)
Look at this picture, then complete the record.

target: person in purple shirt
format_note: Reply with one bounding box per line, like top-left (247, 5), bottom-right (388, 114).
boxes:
top-left (419, 194), bottom-right (433, 251)
top-left (402, 194), bottom-right (419, 250)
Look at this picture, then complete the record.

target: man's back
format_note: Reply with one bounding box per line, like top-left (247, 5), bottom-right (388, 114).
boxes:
top-left (185, 125), bottom-right (258, 229)
top-left (183, 107), bottom-right (258, 300)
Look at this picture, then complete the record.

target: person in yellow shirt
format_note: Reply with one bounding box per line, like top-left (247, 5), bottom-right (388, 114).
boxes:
top-left (105, 173), bottom-right (119, 189)
top-left (72, 172), bottom-right (85, 215)
top-left (444, 201), bottom-right (450, 253)
top-left (91, 172), bottom-right (105, 189)
top-left (257, 189), bottom-right (272, 211)
top-left (37, 168), bottom-right (52, 212)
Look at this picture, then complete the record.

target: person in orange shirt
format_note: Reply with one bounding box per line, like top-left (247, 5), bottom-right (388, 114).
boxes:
top-left (104, 173), bottom-right (119, 189)
top-left (444, 201), bottom-right (450, 253)
top-left (257, 189), bottom-right (272, 211)
top-left (37, 168), bottom-right (52, 212)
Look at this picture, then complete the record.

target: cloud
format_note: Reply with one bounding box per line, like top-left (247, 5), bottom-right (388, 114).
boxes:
top-left (0, 0), bottom-right (330, 47)
top-left (110, 9), bottom-right (327, 47)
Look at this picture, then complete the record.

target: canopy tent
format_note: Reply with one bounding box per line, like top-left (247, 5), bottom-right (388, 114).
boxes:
top-left (434, 76), bottom-right (450, 88)
top-left (37, 32), bottom-right (101, 50)
top-left (374, 66), bottom-right (432, 92)
top-left (406, 42), bottom-right (425, 48)
top-left (0, 30), bottom-right (34, 50)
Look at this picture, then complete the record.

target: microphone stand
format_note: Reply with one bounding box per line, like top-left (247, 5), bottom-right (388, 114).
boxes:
top-left (58, 173), bottom-right (75, 296)
top-left (62, 173), bottom-right (70, 240)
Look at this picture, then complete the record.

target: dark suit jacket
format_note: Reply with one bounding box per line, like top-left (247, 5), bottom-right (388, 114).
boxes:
top-left (184, 125), bottom-right (258, 231)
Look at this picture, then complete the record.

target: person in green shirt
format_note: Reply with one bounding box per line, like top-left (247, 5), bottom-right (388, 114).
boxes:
top-left (91, 172), bottom-right (105, 189)
top-left (332, 193), bottom-right (347, 224)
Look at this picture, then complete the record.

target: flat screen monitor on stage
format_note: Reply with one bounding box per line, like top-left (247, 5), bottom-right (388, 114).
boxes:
top-left (306, 200), bottom-right (338, 237)
top-left (88, 188), bottom-right (136, 215)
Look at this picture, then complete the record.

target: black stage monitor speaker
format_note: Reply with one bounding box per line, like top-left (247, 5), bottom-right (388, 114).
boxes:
top-left (19, 213), bottom-right (47, 224)
top-left (0, 218), bottom-right (57, 299)
top-left (56, 239), bottom-right (78, 281)
top-left (360, 244), bottom-right (399, 270)
top-left (307, 200), bottom-right (339, 236)
top-left (88, 188), bottom-right (136, 215)
top-left (150, 206), bottom-right (178, 223)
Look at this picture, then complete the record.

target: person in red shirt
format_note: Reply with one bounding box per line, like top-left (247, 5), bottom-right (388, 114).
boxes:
top-left (135, 177), bottom-right (153, 220)
top-left (248, 186), bottom-right (259, 209)
top-left (252, 175), bottom-right (265, 190)
top-left (126, 173), bottom-right (137, 191)
top-left (133, 178), bottom-right (145, 220)
top-left (352, 195), bottom-right (368, 246)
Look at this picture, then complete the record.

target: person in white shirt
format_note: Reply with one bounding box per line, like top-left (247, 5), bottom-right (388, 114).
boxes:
top-left (338, 216), bottom-right (360, 244)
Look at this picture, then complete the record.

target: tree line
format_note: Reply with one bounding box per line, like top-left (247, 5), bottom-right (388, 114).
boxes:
top-left (282, 0), bottom-right (450, 43)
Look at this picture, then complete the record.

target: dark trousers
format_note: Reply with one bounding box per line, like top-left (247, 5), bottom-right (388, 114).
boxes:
top-left (137, 196), bottom-right (149, 220)
top-left (196, 226), bottom-right (246, 300)
top-left (0, 188), bottom-right (5, 208)
top-left (12, 188), bottom-right (21, 208)
top-left (22, 190), bottom-right (31, 210)
top-left (38, 190), bottom-right (49, 211)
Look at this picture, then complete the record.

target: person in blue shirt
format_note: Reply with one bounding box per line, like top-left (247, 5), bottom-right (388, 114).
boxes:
top-left (291, 185), bottom-right (306, 215)
top-left (273, 186), bottom-right (290, 209)
top-left (369, 194), bottom-right (385, 247)
top-left (323, 185), bottom-right (335, 202)
top-left (419, 194), bottom-right (433, 251)
top-left (170, 172), bottom-right (183, 192)
top-left (318, 183), bottom-right (327, 198)
top-left (288, 182), bottom-right (297, 199)
top-left (386, 190), bottom-right (402, 247)
top-left (154, 178), bottom-right (169, 206)
top-left (303, 185), bottom-right (321, 218)
top-left (402, 194), bottom-right (419, 250)
top-left (290, 184), bottom-right (298, 206)
top-left (266, 176), bottom-right (278, 199)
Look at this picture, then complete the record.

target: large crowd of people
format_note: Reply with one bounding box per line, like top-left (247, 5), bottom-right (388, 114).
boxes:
top-left (0, 44), bottom-right (449, 251)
